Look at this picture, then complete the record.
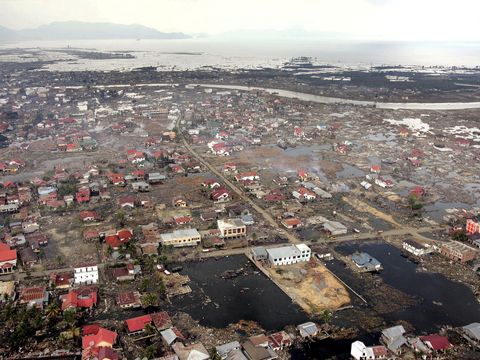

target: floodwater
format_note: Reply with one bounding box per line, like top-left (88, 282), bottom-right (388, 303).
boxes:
top-left (334, 241), bottom-right (480, 331)
top-left (335, 163), bottom-right (365, 179)
top-left (170, 255), bottom-right (308, 330)
top-left (424, 201), bottom-right (471, 222)
top-left (197, 84), bottom-right (480, 110)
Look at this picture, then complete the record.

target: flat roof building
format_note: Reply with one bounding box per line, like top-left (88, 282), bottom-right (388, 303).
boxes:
top-left (266, 244), bottom-right (311, 266)
top-left (439, 241), bottom-right (477, 263)
top-left (160, 229), bottom-right (201, 247)
top-left (217, 218), bottom-right (246, 239)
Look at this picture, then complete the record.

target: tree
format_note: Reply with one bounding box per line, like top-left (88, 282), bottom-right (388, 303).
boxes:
top-left (321, 309), bottom-right (333, 324)
top-left (115, 209), bottom-right (126, 226)
top-left (45, 302), bottom-right (61, 320)
top-left (452, 229), bottom-right (468, 242)
top-left (141, 293), bottom-right (159, 308)
top-left (142, 344), bottom-right (157, 359)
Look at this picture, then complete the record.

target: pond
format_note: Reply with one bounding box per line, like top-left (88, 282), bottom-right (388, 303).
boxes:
top-left (334, 241), bottom-right (480, 332)
top-left (171, 255), bottom-right (309, 330)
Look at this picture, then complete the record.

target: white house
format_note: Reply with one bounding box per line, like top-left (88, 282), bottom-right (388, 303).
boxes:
top-left (267, 244), bottom-right (311, 266)
top-left (402, 240), bottom-right (427, 256)
top-left (74, 265), bottom-right (99, 285)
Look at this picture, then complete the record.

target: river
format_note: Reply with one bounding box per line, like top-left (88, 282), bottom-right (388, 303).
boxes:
top-left (193, 84), bottom-right (480, 110)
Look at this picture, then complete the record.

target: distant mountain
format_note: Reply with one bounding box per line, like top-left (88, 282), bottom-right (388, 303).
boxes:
top-left (0, 21), bottom-right (190, 40)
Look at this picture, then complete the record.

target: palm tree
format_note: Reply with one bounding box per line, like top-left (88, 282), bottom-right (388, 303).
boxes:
top-left (45, 302), bottom-right (61, 320)
top-left (321, 309), bottom-right (333, 325)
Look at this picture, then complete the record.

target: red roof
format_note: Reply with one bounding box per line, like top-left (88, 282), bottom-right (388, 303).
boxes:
top-left (151, 311), bottom-right (172, 330)
top-left (83, 324), bottom-right (101, 336)
top-left (105, 235), bottom-right (122, 248)
top-left (62, 287), bottom-right (98, 310)
top-left (82, 327), bottom-right (117, 349)
top-left (20, 286), bottom-right (46, 302)
top-left (117, 229), bottom-right (133, 242)
top-left (0, 245), bottom-right (17, 262)
top-left (420, 335), bottom-right (453, 351)
top-left (125, 314), bottom-right (152, 333)
top-left (80, 211), bottom-right (99, 220)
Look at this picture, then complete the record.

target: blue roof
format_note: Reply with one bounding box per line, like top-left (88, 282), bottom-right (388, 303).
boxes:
top-left (351, 252), bottom-right (381, 269)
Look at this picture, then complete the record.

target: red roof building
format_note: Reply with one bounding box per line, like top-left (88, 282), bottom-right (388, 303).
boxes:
top-left (151, 311), bottom-right (172, 331)
top-left (420, 335), bottom-right (453, 351)
top-left (0, 242), bottom-right (17, 274)
top-left (62, 287), bottom-right (98, 310)
top-left (76, 188), bottom-right (91, 203)
top-left (467, 218), bottom-right (480, 235)
top-left (125, 314), bottom-right (153, 334)
top-left (82, 327), bottom-right (117, 349)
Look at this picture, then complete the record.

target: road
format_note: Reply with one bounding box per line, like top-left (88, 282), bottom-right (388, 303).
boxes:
top-left (176, 118), bottom-right (301, 244)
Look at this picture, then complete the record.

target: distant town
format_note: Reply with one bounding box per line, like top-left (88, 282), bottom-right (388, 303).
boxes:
top-left (0, 50), bottom-right (480, 360)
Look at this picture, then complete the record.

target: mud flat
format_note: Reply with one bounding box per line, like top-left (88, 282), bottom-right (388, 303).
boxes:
top-left (264, 260), bottom-right (351, 314)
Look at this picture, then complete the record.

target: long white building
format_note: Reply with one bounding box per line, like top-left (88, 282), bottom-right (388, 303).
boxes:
top-left (74, 265), bottom-right (99, 285)
top-left (160, 228), bottom-right (201, 247)
top-left (266, 244), bottom-right (311, 266)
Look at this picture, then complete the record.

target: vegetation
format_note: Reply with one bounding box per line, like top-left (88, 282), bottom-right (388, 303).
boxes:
top-left (408, 195), bottom-right (424, 212)
top-left (0, 303), bottom-right (44, 351)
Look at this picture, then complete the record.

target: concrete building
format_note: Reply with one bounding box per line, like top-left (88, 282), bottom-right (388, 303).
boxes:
top-left (74, 265), bottom-right (99, 285)
top-left (266, 244), bottom-right (311, 266)
top-left (323, 221), bottom-right (348, 235)
top-left (160, 229), bottom-right (201, 247)
top-left (439, 241), bottom-right (477, 263)
top-left (402, 240), bottom-right (427, 256)
top-left (251, 247), bottom-right (268, 261)
top-left (217, 219), bottom-right (246, 239)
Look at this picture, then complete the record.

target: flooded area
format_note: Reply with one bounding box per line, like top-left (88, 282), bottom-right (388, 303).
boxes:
top-left (170, 255), bottom-right (309, 330)
top-left (332, 241), bottom-right (480, 332)
top-left (196, 84), bottom-right (480, 110)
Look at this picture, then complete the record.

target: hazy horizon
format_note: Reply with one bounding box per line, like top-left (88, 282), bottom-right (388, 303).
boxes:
top-left (1, 0), bottom-right (480, 42)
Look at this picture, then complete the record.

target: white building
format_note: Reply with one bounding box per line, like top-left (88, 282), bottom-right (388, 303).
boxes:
top-left (402, 240), bottom-right (427, 256)
top-left (267, 244), bottom-right (311, 266)
top-left (217, 219), bottom-right (246, 239)
top-left (160, 228), bottom-right (201, 247)
top-left (74, 265), bottom-right (99, 285)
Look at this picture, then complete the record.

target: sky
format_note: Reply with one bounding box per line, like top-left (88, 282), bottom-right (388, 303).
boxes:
top-left (0, 0), bottom-right (479, 41)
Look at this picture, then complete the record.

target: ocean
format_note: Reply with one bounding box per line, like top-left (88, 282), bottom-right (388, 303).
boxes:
top-left (0, 38), bottom-right (479, 71)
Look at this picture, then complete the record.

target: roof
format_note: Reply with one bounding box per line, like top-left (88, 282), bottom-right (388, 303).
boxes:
top-left (267, 245), bottom-right (301, 260)
top-left (420, 334), bottom-right (452, 351)
top-left (463, 322), bottom-right (480, 340)
top-left (403, 239), bottom-right (424, 249)
top-left (83, 324), bottom-right (101, 336)
top-left (125, 314), bottom-right (152, 333)
top-left (116, 291), bottom-right (141, 306)
top-left (297, 322), bottom-right (318, 337)
top-left (382, 325), bottom-right (406, 340)
top-left (323, 220), bottom-right (347, 232)
top-left (352, 252), bottom-right (381, 269)
top-left (151, 311), bottom-right (171, 330)
top-left (160, 327), bottom-right (184, 345)
top-left (62, 288), bottom-right (97, 310)
top-left (172, 342), bottom-right (210, 360)
top-left (225, 349), bottom-right (248, 360)
top-left (241, 340), bottom-right (277, 360)
top-left (251, 246), bottom-right (268, 258)
top-left (20, 286), bottom-right (47, 302)
top-left (161, 228), bottom-right (201, 242)
top-left (216, 341), bottom-right (241, 358)
top-left (82, 327), bottom-right (117, 349)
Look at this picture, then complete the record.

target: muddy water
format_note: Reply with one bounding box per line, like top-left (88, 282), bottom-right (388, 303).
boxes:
top-left (333, 241), bottom-right (480, 331)
top-left (171, 255), bottom-right (309, 330)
